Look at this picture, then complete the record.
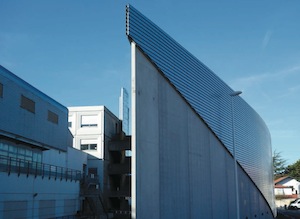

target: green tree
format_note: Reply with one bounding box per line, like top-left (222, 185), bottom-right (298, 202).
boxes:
top-left (286, 159), bottom-right (300, 181)
top-left (273, 150), bottom-right (287, 179)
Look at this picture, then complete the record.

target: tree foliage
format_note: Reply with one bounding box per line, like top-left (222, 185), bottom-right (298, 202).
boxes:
top-left (286, 159), bottom-right (300, 181)
top-left (273, 150), bottom-right (287, 179)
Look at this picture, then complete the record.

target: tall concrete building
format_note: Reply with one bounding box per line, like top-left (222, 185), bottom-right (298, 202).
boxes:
top-left (126, 5), bottom-right (275, 219)
top-left (119, 88), bottom-right (130, 135)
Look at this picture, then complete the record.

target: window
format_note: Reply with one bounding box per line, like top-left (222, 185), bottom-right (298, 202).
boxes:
top-left (0, 141), bottom-right (42, 163)
top-left (80, 139), bottom-right (97, 151)
top-left (47, 110), bottom-right (59, 124)
top-left (20, 95), bottom-right (35, 113)
top-left (68, 122), bottom-right (72, 128)
top-left (0, 82), bottom-right (3, 98)
top-left (80, 144), bottom-right (97, 150)
top-left (81, 115), bottom-right (98, 127)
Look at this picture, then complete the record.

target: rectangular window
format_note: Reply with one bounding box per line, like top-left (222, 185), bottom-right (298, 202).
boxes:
top-left (68, 122), bottom-right (72, 128)
top-left (80, 144), bottom-right (97, 150)
top-left (48, 110), bottom-right (59, 124)
top-left (20, 95), bottom-right (35, 113)
top-left (80, 144), bottom-right (89, 150)
top-left (80, 139), bottom-right (97, 150)
top-left (0, 83), bottom-right (3, 98)
top-left (89, 144), bottom-right (97, 150)
top-left (81, 115), bottom-right (98, 127)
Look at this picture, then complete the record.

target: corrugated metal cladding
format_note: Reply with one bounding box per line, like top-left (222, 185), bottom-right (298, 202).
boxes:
top-left (126, 4), bottom-right (274, 213)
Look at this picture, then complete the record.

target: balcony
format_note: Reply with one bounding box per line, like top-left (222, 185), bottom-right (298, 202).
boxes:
top-left (109, 136), bottom-right (131, 151)
top-left (0, 155), bottom-right (81, 181)
top-left (108, 158), bottom-right (131, 175)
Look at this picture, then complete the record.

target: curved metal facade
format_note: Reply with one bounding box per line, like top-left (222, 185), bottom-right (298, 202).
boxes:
top-left (126, 4), bottom-right (275, 214)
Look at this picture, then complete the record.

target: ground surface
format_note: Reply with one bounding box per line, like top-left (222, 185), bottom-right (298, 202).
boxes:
top-left (276, 208), bottom-right (300, 219)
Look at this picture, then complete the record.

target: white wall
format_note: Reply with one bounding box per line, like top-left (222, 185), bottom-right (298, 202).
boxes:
top-left (280, 178), bottom-right (300, 195)
top-left (0, 173), bottom-right (80, 218)
top-left (132, 44), bottom-right (274, 219)
top-left (0, 146), bottom-right (87, 218)
top-left (68, 106), bottom-right (121, 160)
top-left (68, 106), bottom-right (104, 159)
top-left (275, 188), bottom-right (293, 195)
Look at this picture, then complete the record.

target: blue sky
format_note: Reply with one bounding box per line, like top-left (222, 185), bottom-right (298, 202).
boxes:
top-left (1, 1), bottom-right (299, 165)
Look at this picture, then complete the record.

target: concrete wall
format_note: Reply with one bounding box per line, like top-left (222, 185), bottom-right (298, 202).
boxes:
top-left (132, 44), bottom-right (274, 219)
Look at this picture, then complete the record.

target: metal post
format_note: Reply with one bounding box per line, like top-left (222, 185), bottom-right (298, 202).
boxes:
top-left (230, 91), bottom-right (242, 219)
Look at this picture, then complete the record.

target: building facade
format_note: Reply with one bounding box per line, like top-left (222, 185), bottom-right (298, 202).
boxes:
top-left (0, 65), bottom-right (87, 218)
top-left (127, 5), bottom-right (275, 219)
top-left (68, 106), bottom-right (131, 216)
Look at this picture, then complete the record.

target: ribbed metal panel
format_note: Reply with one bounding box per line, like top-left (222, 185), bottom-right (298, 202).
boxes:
top-left (126, 4), bottom-right (274, 213)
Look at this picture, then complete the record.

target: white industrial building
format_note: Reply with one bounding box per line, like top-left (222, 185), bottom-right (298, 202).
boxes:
top-left (0, 65), bottom-right (88, 218)
top-left (68, 106), bottom-right (131, 217)
top-left (68, 106), bottom-right (121, 160)
top-left (0, 65), bottom-right (130, 218)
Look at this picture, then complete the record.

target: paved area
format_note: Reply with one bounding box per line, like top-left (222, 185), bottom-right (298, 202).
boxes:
top-left (276, 208), bottom-right (300, 219)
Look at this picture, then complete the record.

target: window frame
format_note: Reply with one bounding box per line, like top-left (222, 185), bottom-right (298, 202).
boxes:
top-left (20, 95), bottom-right (35, 114)
top-left (47, 110), bottom-right (59, 124)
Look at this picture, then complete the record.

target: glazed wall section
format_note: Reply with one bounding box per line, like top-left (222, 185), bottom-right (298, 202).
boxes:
top-left (132, 46), bottom-right (274, 219)
top-left (126, 4), bottom-right (274, 214)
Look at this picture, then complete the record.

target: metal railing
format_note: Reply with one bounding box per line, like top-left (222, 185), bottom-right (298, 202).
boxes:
top-left (0, 155), bottom-right (81, 181)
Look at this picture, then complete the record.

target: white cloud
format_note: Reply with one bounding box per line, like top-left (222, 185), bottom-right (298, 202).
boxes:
top-left (232, 65), bottom-right (300, 91)
top-left (262, 30), bottom-right (273, 50)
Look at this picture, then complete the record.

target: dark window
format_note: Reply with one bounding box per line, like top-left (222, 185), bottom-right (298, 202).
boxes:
top-left (0, 83), bottom-right (3, 98)
top-left (90, 144), bottom-right (97, 150)
top-left (68, 122), bottom-right (72, 128)
top-left (88, 168), bottom-right (97, 176)
top-left (80, 144), bottom-right (97, 150)
top-left (81, 144), bottom-right (88, 150)
top-left (20, 95), bottom-right (35, 113)
top-left (81, 124), bottom-right (97, 127)
top-left (48, 110), bottom-right (58, 124)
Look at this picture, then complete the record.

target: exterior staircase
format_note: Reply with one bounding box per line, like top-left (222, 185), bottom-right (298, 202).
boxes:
top-left (80, 175), bottom-right (110, 219)
top-left (107, 134), bottom-right (131, 219)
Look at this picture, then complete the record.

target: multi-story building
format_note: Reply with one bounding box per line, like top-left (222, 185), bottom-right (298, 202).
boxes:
top-left (0, 65), bottom-right (87, 218)
top-left (68, 106), bottom-right (131, 217)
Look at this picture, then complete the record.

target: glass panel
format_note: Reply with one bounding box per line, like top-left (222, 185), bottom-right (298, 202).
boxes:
top-left (0, 150), bottom-right (8, 156)
top-left (90, 144), bottom-right (97, 150)
top-left (0, 142), bottom-right (8, 150)
top-left (19, 148), bottom-right (25, 155)
top-left (80, 144), bottom-right (88, 150)
top-left (26, 149), bottom-right (32, 157)
top-left (32, 153), bottom-right (38, 162)
top-left (9, 146), bottom-right (17, 153)
top-left (37, 154), bottom-right (42, 163)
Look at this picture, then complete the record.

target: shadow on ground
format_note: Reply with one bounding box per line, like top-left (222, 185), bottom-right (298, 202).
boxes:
top-left (276, 209), bottom-right (300, 219)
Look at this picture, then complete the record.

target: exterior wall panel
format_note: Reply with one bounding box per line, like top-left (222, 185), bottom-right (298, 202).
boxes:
top-left (127, 4), bottom-right (275, 217)
top-left (132, 47), bottom-right (274, 218)
top-left (133, 44), bottom-right (160, 219)
top-left (0, 66), bottom-right (71, 151)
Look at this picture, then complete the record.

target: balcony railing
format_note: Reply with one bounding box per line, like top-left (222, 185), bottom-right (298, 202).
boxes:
top-left (0, 155), bottom-right (81, 181)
